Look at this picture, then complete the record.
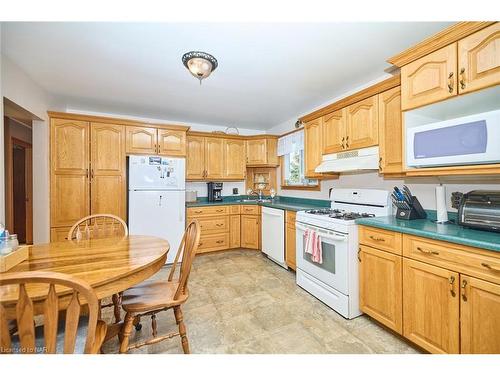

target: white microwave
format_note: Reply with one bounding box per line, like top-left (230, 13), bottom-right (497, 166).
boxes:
top-left (406, 109), bottom-right (500, 168)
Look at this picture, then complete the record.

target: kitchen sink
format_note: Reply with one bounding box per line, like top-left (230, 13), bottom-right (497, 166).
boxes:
top-left (236, 199), bottom-right (273, 203)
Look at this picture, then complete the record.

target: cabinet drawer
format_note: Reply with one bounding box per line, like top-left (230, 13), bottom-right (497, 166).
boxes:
top-left (187, 205), bottom-right (229, 217)
top-left (197, 233), bottom-right (230, 253)
top-left (359, 226), bottom-right (402, 255)
top-left (403, 235), bottom-right (500, 284)
top-left (197, 216), bottom-right (229, 233)
top-left (240, 205), bottom-right (260, 215)
top-left (229, 205), bottom-right (241, 214)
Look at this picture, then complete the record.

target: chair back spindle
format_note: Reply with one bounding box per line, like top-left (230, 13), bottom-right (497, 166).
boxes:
top-left (68, 214), bottom-right (128, 241)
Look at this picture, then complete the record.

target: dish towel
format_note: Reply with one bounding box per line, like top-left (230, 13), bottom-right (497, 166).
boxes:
top-left (304, 229), bottom-right (323, 264)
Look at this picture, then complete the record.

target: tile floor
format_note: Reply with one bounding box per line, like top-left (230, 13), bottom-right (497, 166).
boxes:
top-left (102, 249), bottom-right (420, 354)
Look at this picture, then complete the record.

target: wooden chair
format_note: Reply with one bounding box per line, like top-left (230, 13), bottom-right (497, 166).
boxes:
top-left (0, 271), bottom-right (107, 354)
top-left (68, 214), bottom-right (128, 323)
top-left (118, 220), bottom-right (201, 354)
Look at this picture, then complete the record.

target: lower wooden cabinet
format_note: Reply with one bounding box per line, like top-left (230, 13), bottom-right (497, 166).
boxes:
top-left (229, 215), bottom-right (241, 248)
top-left (359, 245), bottom-right (402, 334)
top-left (50, 226), bottom-right (70, 242)
top-left (241, 215), bottom-right (260, 250)
top-left (402, 258), bottom-right (460, 354)
top-left (460, 275), bottom-right (500, 354)
top-left (285, 211), bottom-right (296, 270)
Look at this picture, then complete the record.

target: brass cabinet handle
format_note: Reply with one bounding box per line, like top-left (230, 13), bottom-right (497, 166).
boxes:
top-left (481, 262), bottom-right (500, 272)
top-left (216, 209), bottom-right (224, 212)
top-left (216, 223), bottom-right (224, 227)
top-left (461, 279), bottom-right (468, 302)
top-left (91, 169), bottom-right (94, 180)
top-left (449, 275), bottom-right (456, 297)
top-left (341, 137), bottom-right (345, 149)
top-left (358, 248), bottom-right (362, 262)
top-left (199, 242), bottom-right (203, 247)
top-left (369, 235), bottom-right (385, 242)
top-left (379, 157), bottom-right (383, 171)
top-left (194, 210), bottom-right (203, 214)
top-left (85, 168), bottom-right (89, 179)
top-left (345, 135), bottom-right (349, 149)
top-left (216, 240), bottom-right (224, 244)
top-left (447, 72), bottom-right (454, 93)
top-left (459, 68), bottom-right (466, 89)
top-left (416, 246), bottom-right (439, 255)
top-left (158, 144), bottom-right (161, 153)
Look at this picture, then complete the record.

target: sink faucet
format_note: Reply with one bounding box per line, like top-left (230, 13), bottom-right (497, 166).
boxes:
top-left (248, 189), bottom-right (263, 201)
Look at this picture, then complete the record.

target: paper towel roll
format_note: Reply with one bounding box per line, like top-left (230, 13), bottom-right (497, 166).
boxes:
top-left (436, 185), bottom-right (448, 223)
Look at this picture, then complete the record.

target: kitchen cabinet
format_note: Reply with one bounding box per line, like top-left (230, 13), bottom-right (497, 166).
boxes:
top-left (285, 211), bottom-right (296, 270)
top-left (401, 43), bottom-right (457, 110)
top-left (157, 129), bottom-right (186, 156)
top-left (322, 109), bottom-right (346, 154)
top-left (359, 245), bottom-right (402, 334)
top-left (241, 214), bottom-right (260, 250)
top-left (460, 275), bottom-right (500, 354)
top-left (223, 139), bottom-right (246, 180)
top-left (304, 118), bottom-right (323, 178)
top-left (186, 136), bottom-right (206, 180)
top-left (205, 137), bottom-right (225, 179)
top-left (458, 23), bottom-right (500, 95)
top-left (378, 87), bottom-right (403, 174)
top-left (126, 126), bottom-right (187, 156)
top-left (402, 258), bottom-right (460, 354)
top-left (346, 95), bottom-right (379, 150)
top-left (246, 137), bottom-right (279, 167)
top-left (229, 214), bottom-right (241, 248)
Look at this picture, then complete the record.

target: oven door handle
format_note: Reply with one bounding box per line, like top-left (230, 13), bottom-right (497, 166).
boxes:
top-left (296, 223), bottom-right (348, 242)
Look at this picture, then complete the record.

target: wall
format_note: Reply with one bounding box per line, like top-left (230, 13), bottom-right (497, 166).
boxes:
top-left (186, 181), bottom-right (245, 198)
top-left (268, 75), bottom-right (500, 212)
top-left (0, 24), bottom-right (4, 225)
top-left (6, 118), bottom-right (32, 143)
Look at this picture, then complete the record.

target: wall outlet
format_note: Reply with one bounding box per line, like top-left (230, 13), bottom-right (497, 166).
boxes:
top-left (233, 188), bottom-right (238, 195)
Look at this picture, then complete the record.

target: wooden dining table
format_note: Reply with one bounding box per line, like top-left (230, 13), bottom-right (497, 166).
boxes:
top-left (0, 235), bottom-right (169, 320)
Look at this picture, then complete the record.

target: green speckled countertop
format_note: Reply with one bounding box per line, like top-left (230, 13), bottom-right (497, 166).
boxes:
top-left (356, 215), bottom-right (500, 253)
top-left (186, 195), bottom-right (330, 212)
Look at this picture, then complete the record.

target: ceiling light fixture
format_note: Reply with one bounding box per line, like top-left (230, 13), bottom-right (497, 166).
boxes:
top-left (182, 51), bottom-right (218, 84)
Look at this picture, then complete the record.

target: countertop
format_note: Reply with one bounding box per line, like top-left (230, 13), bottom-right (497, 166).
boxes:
top-left (186, 196), bottom-right (330, 212)
top-left (356, 215), bottom-right (500, 253)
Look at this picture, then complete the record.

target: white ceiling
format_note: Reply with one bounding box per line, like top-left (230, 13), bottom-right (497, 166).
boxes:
top-left (2, 22), bottom-right (452, 130)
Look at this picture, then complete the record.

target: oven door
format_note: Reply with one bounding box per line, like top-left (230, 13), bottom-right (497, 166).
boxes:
top-left (296, 222), bottom-right (349, 295)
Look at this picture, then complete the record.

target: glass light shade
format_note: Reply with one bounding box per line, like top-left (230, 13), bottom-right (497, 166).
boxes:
top-left (187, 57), bottom-right (213, 80)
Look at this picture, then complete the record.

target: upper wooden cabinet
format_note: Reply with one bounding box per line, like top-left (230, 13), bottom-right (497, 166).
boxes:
top-left (223, 139), bottom-right (246, 180)
top-left (458, 23), bottom-right (500, 95)
top-left (378, 87), bottom-right (403, 174)
top-left (246, 137), bottom-right (278, 167)
top-left (322, 109), bottom-right (346, 154)
top-left (186, 136), bottom-right (206, 180)
top-left (304, 118), bottom-right (323, 178)
top-left (346, 95), bottom-right (379, 149)
top-left (401, 43), bottom-right (458, 111)
top-left (205, 137), bottom-right (225, 179)
top-left (126, 126), bottom-right (187, 156)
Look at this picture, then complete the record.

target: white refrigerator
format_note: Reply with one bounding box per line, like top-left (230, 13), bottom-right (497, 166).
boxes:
top-left (128, 155), bottom-right (185, 264)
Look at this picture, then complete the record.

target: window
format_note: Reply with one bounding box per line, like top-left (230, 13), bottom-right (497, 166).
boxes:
top-left (278, 130), bottom-right (319, 190)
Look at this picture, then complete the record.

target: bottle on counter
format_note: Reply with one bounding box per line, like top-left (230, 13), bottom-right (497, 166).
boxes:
top-left (8, 234), bottom-right (19, 252)
top-left (0, 228), bottom-right (12, 255)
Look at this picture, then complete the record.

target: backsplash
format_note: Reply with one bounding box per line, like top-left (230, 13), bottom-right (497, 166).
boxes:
top-left (186, 181), bottom-right (246, 197)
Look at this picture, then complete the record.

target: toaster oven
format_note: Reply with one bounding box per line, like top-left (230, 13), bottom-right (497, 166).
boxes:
top-left (458, 190), bottom-right (500, 233)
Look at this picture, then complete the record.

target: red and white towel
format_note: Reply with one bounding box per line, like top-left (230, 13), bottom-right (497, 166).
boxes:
top-left (304, 228), bottom-right (323, 264)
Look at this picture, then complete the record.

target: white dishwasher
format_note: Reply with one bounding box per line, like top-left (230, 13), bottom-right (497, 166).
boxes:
top-left (261, 207), bottom-right (287, 268)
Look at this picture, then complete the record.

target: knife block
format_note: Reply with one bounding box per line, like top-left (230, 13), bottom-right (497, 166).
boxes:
top-left (395, 196), bottom-right (427, 220)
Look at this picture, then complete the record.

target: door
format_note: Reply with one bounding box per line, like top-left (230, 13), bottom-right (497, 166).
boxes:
top-left (458, 23), bottom-right (500, 94)
top-left (12, 141), bottom-right (32, 244)
top-left (90, 123), bottom-right (126, 219)
top-left (125, 126), bottom-right (158, 154)
top-left (157, 129), bottom-right (186, 156)
top-left (322, 109), bottom-right (346, 154)
top-left (50, 118), bottom-right (90, 227)
top-left (261, 207), bottom-right (285, 265)
top-left (205, 137), bottom-right (224, 179)
top-left (359, 245), bottom-right (402, 334)
top-left (229, 215), bottom-right (241, 248)
top-left (304, 118), bottom-right (323, 178)
top-left (223, 138), bottom-right (246, 179)
top-left (460, 275), bottom-right (500, 354)
top-left (246, 139), bottom-right (267, 165)
top-left (402, 258), bottom-right (459, 354)
top-left (240, 215), bottom-right (260, 249)
top-left (378, 87), bottom-right (403, 174)
top-left (401, 43), bottom-right (457, 110)
top-left (128, 190), bottom-right (185, 264)
top-left (186, 136), bottom-right (205, 180)
top-left (346, 96), bottom-right (379, 150)
top-left (295, 222), bottom-right (349, 295)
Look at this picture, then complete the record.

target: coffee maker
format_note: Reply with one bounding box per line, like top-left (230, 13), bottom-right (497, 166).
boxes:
top-left (207, 182), bottom-right (223, 202)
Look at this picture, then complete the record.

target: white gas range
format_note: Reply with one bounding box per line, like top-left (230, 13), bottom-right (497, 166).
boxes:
top-left (295, 188), bottom-right (391, 319)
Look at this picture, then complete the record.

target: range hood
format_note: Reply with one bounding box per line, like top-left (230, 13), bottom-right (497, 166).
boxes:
top-left (315, 146), bottom-right (380, 173)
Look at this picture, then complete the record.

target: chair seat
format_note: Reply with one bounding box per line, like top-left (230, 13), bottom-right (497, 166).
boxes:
top-left (121, 280), bottom-right (189, 313)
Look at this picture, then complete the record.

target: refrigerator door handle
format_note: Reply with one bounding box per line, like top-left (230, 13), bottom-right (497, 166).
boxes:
top-left (159, 195), bottom-right (162, 206)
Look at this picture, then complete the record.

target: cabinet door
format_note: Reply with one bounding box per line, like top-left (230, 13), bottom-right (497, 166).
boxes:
top-left (125, 126), bottom-right (157, 154)
top-left (458, 23), bottom-right (500, 94)
top-left (346, 96), bottom-right (378, 150)
top-left (157, 129), bottom-right (186, 156)
top-left (359, 245), bottom-right (402, 334)
top-left (265, 138), bottom-right (279, 166)
top-left (461, 275), bottom-right (500, 354)
top-left (304, 118), bottom-right (323, 178)
top-left (403, 258), bottom-right (459, 354)
top-left (286, 222), bottom-right (296, 270)
top-left (378, 87), bottom-right (403, 174)
top-left (401, 43), bottom-right (457, 110)
top-left (186, 136), bottom-right (205, 180)
top-left (229, 215), bottom-right (241, 248)
top-left (205, 138), bottom-right (225, 179)
top-left (90, 123), bottom-right (126, 220)
top-left (50, 226), bottom-right (71, 242)
top-left (50, 119), bottom-right (90, 227)
top-left (223, 139), bottom-right (246, 180)
top-left (241, 215), bottom-right (260, 249)
top-left (246, 139), bottom-right (267, 165)
top-left (322, 109), bottom-right (346, 154)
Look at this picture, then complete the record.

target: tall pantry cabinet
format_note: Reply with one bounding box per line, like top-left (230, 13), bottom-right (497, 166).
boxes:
top-left (50, 118), bottom-right (126, 241)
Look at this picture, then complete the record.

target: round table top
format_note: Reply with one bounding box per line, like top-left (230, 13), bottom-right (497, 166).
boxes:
top-left (0, 235), bottom-right (169, 305)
